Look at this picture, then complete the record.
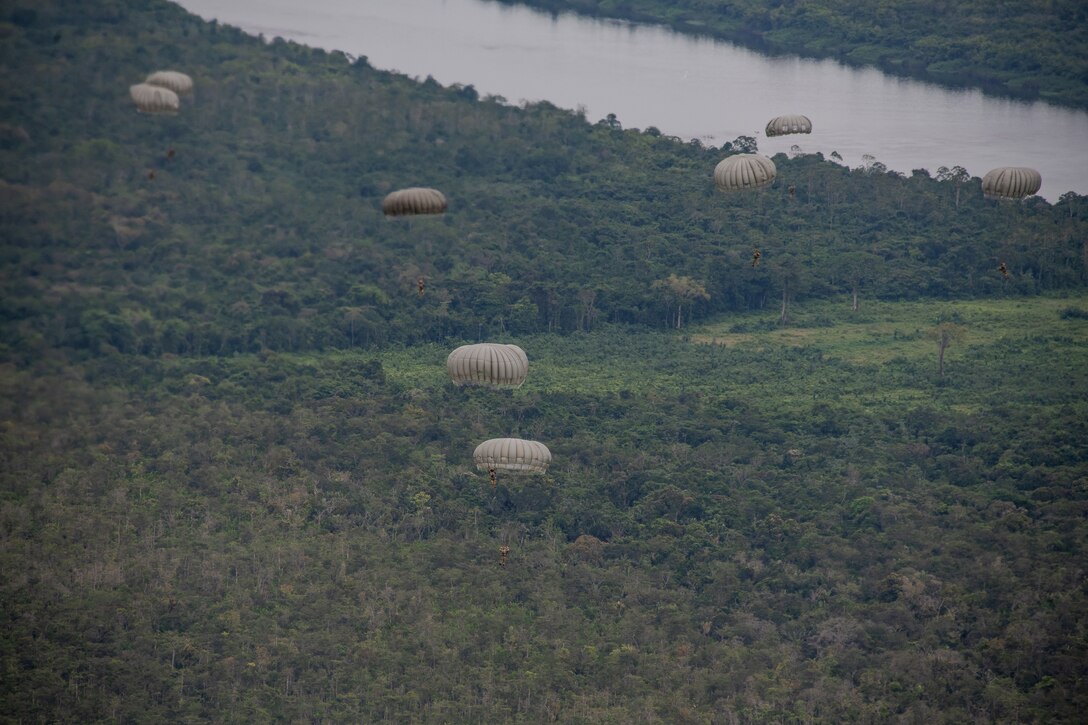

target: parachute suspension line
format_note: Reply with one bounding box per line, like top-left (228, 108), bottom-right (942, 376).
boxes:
top-left (471, 439), bottom-right (551, 567)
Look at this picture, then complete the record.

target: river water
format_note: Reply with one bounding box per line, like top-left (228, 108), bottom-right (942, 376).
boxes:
top-left (177, 0), bottom-right (1087, 201)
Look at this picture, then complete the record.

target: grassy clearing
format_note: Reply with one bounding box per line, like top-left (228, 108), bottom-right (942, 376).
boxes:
top-left (368, 294), bottom-right (1088, 424)
top-left (690, 294), bottom-right (1088, 413)
top-left (690, 294), bottom-right (1088, 364)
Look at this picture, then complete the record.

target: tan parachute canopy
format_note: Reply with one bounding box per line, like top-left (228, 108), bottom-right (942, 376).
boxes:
top-left (447, 343), bottom-right (528, 388)
top-left (765, 114), bottom-right (812, 137)
top-left (382, 187), bottom-right (448, 216)
top-left (146, 71), bottom-right (193, 95)
top-left (982, 167), bottom-right (1042, 200)
top-left (474, 438), bottom-right (551, 474)
top-left (714, 154), bottom-right (776, 191)
top-left (129, 83), bottom-right (179, 115)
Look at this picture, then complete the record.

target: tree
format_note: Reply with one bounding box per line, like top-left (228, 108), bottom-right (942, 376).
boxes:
top-left (651, 274), bottom-right (709, 329)
top-left (342, 306), bottom-right (365, 347)
top-left (937, 165), bottom-right (971, 209)
top-left (576, 288), bottom-right (599, 331)
top-left (842, 252), bottom-right (882, 311)
top-left (927, 322), bottom-right (967, 378)
top-left (599, 113), bottom-right (622, 130)
top-left (730, 135), bottom-right (758, 153)
top-left (858, 153), bottom-right (887, 175)
top-left (769, 255), bottom-right (805, 324)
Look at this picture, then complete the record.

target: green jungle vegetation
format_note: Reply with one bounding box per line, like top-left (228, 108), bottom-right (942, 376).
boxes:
top-left (1, 0), bottom-right (1087, 721)
top-left (495, 0), bottom-right (1088, 111)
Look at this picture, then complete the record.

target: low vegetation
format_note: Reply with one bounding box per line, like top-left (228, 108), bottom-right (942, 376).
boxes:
top-left (3, 295), bottom-right (1087, 721)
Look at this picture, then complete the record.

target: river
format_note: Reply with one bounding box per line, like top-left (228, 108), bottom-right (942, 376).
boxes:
top-left (176, 0), bottom-right (1087, 201)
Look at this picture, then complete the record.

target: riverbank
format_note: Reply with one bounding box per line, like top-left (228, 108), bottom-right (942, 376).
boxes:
top-left (176, 0), bottom-right (1088, 200)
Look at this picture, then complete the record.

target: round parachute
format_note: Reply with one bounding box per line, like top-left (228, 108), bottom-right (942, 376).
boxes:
top-left (146, 71), bottom-right (193, 96)
top-left (447, 343), bottom-right (528, 389)
top-left (982, 167), bottom-right (1042, 200)
top-left (382, 187), bottom-right (448, 216)
top-left (765, 114), bottom-right (812, 137)
top-left (714, 154), bottom-right (776, 191)
top-left (473, 438), bottom-right (551, 474)
top-left (129, 83), bottom-right (179, 115)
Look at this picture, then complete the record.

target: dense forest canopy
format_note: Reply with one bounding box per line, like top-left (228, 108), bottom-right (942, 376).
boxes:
top-left (1, 0), bottom-right (1087, 721)
top-left (494, 0), bottom-right (1088, 111)
top-left (1, 0), bottom-right (1085, 356)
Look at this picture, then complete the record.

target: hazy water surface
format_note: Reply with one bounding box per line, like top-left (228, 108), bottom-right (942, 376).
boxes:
top-left (178, 0), bottom-right (1088, 201)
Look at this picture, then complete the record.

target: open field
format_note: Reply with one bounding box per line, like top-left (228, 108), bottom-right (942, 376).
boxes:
top-left (690, 295), bottom-right (1088, 364)
top-left (373, 293), bottom-right (1088, 418)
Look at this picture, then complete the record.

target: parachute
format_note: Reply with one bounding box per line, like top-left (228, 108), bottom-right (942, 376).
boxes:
top-left (129, 83), bottom-right (179, 115)
top-left (714, 153), bottom-right (776, 191)
top-left (146, 71), bottom-right (194, 96)
top-left (473, 438), bottom-right (551, 474)
top-left (765, 114), bottom-right (812, 137)
top-left (982, 167), bottom-right (1042, 200)
top-left (447, 343), bottom-right (528, 389)
top-left (382, 187), bottom-right (448, 216)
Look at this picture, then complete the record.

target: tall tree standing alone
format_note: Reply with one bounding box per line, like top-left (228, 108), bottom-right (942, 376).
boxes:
top-left (843, 252), bottom-right (882, 311)
top-left (342, 307), bottom-right (364, 348)
top-left (928, 322), bottom-right (968, 378)
top-left (771, 256), bottom-right (804, 324)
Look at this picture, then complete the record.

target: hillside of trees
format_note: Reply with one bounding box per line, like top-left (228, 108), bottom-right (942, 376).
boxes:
top-left (1, 0), bottom-right (1087, 721)
top-left (1, 2), bottom-right (1086, 360)
top-left (496, 0), bottom-right (1088, 111)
